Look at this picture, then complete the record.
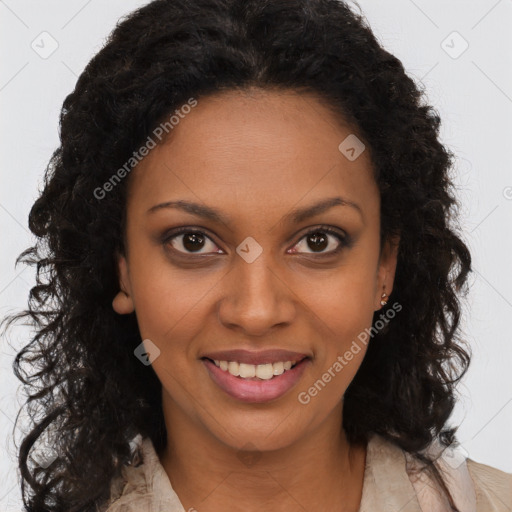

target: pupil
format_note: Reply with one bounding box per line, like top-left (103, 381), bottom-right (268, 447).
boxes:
top-left (183, 233), bottom-right (205, 252)
top-left (308, 232), bottom-right (327, 252)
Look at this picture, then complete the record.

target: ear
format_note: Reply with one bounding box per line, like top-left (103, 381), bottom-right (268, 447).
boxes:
top-left (112, 251), bottom-right (135, 315)
top-left (374, 233), bottom-right (400, 311)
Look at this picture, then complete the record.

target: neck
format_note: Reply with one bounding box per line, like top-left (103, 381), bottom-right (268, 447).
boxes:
top-left (158, 394), bottom-right (367, 512)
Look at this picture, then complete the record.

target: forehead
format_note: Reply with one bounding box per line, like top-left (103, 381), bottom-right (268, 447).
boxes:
top-left (126, 88), bottom-right (378, 221)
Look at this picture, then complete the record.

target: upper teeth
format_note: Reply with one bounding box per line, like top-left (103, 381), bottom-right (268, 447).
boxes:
top-left (213, 360), bottom-right (297, 380)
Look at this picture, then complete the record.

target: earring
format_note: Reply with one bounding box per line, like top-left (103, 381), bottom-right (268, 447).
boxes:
top-left (380, 292), bottom-right (388, 306)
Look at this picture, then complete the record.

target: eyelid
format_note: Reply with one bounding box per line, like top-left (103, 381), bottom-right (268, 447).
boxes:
top-left (290, 225), bottom-right (350, 255)
top-left (161, 226), bottom-right (223, 255)
top-left (161, 224), bottom-right (350, 256)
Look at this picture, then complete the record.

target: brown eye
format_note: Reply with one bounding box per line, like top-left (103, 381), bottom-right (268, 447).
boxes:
top-left (163, 228), bottom-right (221, 255)
top-left (290, 226), bottom-right (349, 255)
top-left (304, 231), bottom-right (329, 252)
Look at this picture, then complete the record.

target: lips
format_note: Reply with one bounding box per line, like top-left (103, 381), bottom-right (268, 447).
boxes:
top-left (202, 356), bottom-right (311, 403)
top-left (200, 348), bottom-right (310, 366)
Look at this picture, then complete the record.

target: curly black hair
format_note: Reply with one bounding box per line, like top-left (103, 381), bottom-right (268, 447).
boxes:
top-left (1, 0), bottom-right (473, 510)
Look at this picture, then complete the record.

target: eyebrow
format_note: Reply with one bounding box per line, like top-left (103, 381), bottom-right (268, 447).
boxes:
top-left (146, 196), bottom-right (363, 226)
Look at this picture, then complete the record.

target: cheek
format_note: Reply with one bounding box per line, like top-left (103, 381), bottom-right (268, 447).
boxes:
top-left (296, 285), bottom-right (372, 411)
top-left (298, 263), bottom-right (378, 342)
top-left (129, 262), bottom-right (212, 404)
top-left (128, 252), bottom-right (219, 343)
top-left (294, 261), bottom-right (377, 390)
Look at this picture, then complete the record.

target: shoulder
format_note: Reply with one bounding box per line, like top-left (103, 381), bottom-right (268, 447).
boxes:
top-left (466, 458), bottom-right (512, 511)
top-left (98, 435), bottom-right (186, 512)
top-left (363, 434), bottom-right (511, 512)
top-left (403, 436), bottom-right (512, 512)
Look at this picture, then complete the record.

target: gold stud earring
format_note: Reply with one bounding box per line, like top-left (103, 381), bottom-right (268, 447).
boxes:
top-left (380, 292), bottom-right (388, 306)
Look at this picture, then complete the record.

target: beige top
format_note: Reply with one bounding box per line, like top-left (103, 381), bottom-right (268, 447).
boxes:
top-left (102, 433), bottom-right (512, 512)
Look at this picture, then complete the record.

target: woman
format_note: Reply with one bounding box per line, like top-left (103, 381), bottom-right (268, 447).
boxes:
top-left (3, 0), bottom-right (510, 511)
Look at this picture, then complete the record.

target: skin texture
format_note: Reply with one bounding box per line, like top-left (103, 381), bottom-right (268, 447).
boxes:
top-left (112, 88), bottom-right (399, 512)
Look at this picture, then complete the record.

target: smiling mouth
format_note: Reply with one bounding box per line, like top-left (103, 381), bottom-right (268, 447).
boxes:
top-left (201, 356), bottom-right (307, 381)
top-left (200, 356), bottom-right (311, 404)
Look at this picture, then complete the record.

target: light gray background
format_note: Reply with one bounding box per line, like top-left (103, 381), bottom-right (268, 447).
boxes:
top-left (1, 1), bottom-right (511, 510)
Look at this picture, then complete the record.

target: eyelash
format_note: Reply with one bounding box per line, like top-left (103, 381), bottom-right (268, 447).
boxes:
top-left (161, 225), bottom-right (351, 258)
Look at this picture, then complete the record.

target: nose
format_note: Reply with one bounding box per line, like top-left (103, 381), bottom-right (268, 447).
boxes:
top-left (217, 253), bottom-right (296, 336)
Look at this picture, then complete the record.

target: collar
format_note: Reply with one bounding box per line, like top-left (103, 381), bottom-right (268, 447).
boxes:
top-left (105, 432), bottom-right (476, 512)
top-left (358, 433), bottom-right (423, 512)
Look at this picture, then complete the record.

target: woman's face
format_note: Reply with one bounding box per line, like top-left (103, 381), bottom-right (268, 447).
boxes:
top-left (114, 88), bottom-right (398, 452)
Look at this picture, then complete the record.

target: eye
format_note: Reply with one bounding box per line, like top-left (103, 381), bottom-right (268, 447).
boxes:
top-left (289, 226), bottom-right (349, 256)
top-left (162, 225), bottom-right (351, 258)
top-left (162, 228), bottom-right (222, 256)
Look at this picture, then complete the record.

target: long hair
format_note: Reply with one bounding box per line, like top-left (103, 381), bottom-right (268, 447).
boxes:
top-left (1, 1), bottom-right (472, 510)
